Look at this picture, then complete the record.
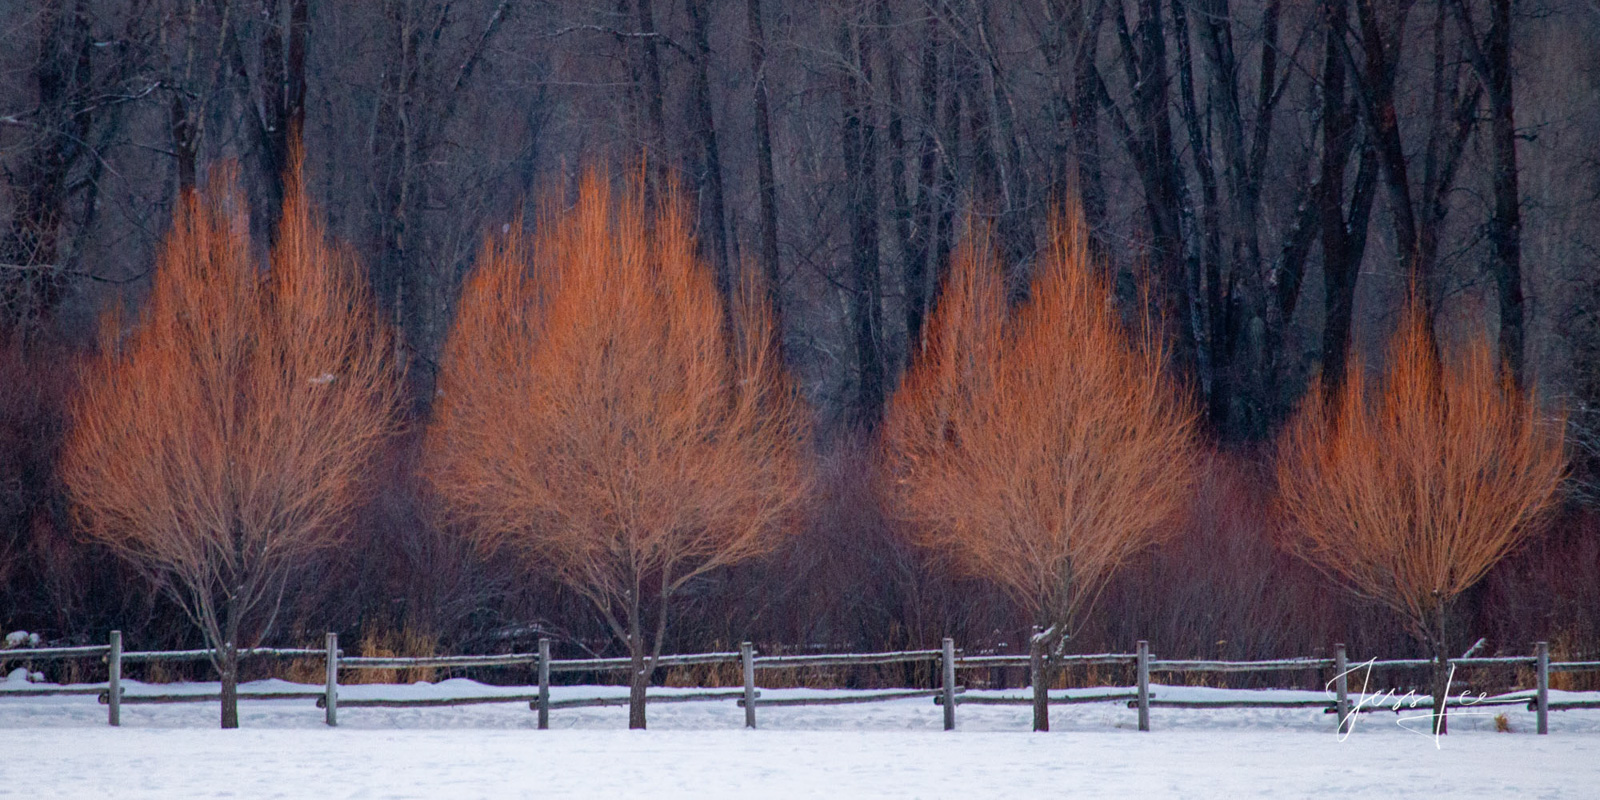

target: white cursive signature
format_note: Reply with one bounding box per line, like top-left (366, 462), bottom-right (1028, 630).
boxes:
top-left (1326, 659), bottom-right (1495, 748)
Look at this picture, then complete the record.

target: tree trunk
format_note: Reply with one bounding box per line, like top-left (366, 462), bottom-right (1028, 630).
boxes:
top-left (1114, 0), bottom-right (1199, 378)
top-left (1484, 0), bottom-right (1523, 385)
top-left (840, 17), bottom-right (885, 431)
top-left (255, 0), bottom-right (308, 238)
top-left (1, 0), bottom-right (93, 339)
top-left (634, 0), bottom-right (670, 203)
top-left (878, 0), bottom-right (913, 371)
top-left (1029, 629), bottom-right (1048, 731)
top-left (1452, 0), bottom-right (1522, 384)
top-left (219, 640), bottom-right (240, 729)
top-left (628, 614), bottom-right (648, 730)
top-left (1069, 2), bottom-right (1106, 254)
top-left (906, 15), bottom-right (943, 352)
top-left (745, 0), bottom-right (783, 338)
top-left (687, 0), bottom-right (731, 297)
top-left (1426, 599), bottom-right (1454, 735)
top-left (1316, 0), bottom-right (1371, 397)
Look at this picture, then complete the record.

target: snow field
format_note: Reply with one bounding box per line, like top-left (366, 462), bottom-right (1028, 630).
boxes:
top-left (2, 678), bottom-right (1597, 797)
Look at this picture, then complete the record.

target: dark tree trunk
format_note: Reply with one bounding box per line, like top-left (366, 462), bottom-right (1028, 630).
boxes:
top-left (255, 0), bottom-right (308, 236)
top-left (1347, 0), bottom-right (1477, 349)
top-left (1316, 0), bottom-right (1379, 397)
top-left (1453, 0), bottom-right (1523, 383)
top-left (935, 24), bottom-right (961, 296)
top-left (1069, 2), bottom-right (1107, 253)
top-left (1168, 0), bottom-right (1228, 426)
top-left (1, 0), bottom-right (93, 339)
top-left (634, 0), bottom-right (670, 203)
top-left (628, 613), bottom-right (648, 730)
top-left (840, 16), bottom-right (885, 431)
top-left (878, 0), bottom-right (914, 370)
top-left (687, 0), bottom-right (731, 297)
top-left (745, 0), bottom-right (783, 336)
top-left (1482, 0), bottom-right (1523, 384)
top-left (905, 14), bottom-right (942, 352)
top-left (218, 596), bottom-right (244, 730)
top-left (1429, 603), bottom-right (1451, 735)
top-left (168, 0), bottom-right (201, 195)
top-left (170, 93), bottom-right (198, 194)
top-left (219, 640), bottom-right (240, 729)
top-left (967, 2), bottom-right (1030, 284)
top-left (1351, 0), bottom-right (1424, 296)
top-left (1106, 0), bottom-right (1198, 377)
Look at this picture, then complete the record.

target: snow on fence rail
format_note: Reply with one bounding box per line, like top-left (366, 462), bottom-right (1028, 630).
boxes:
top-left (3, 632), bottom-right (1596, 734)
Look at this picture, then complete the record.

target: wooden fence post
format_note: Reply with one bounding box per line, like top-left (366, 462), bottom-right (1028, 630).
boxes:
top-left (1030, 626), bottom-right (1048, 732)
top-left (107, 630), bottom-right (121, 727)
top-left (992, 641), bottom-right (1008, 691)
top-left (942, 637), bottom-right (956, 731)
top-left (324, 632), bottom-right (338, 727)
top-left (1335, 643), bottom-right (1350, 735)
top-left (1536, 641), bottom-right (1549, 736)
top-left (742, 642), bottom-right (757, 729)
top-left (538, 637), bottom-right (551, 730)
top-left (1136, 640), bottom-right (1150, 732)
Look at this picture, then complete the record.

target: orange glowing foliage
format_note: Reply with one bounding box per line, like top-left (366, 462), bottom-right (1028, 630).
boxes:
top-left (883, 213), bottom-right (1199, 639)
top-left (1276, 304), bottom-right (1565, 651)
top-left (61, 162), bottom-right (400, 727)
top-left (424, 174), bottom-right (810, 727)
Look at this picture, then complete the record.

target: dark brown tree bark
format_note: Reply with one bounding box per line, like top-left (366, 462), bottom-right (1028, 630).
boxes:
top-left (254, 0), bottom-right (308, 235)
top-left (687, 0), bottom-right (731, 296)
top-left (1069, 1), bottom-right (1108, 248)
top-left (1, 0), bottom-right (94, 339)
top-left (745, 0), bottom-right (783, 335)
top-left (369, 0), bottom-right (511, 406)
top-left (634, 0), bottom-right (670, 202)
top-left (1451, 0), bottom-right (1523, 384)
top-left (878, 0), bottom-right (914, 365)
top-left (904, 11), bottom-right (941, 353)
top-left (167, 0), bottom-right (204, 195)
top-left (840, 11), bottom-right (885, 431)
top-left (1346, 0), bottom-right (1478, 333)
top-left (1101, 0), bottom-right (1197, 376)
top-left (1316, 0), bottom-right (1378, 397)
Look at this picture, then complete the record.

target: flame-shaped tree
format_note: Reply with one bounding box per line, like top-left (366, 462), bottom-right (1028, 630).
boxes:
top-left (62, 163), bottom-right (401, 728)
top-left (425, 174), bottom-right (810, 729)
top-left (883, 216), bottom-right (1199, 730)
top-left (1276, 303), bottom-right (1565, 733)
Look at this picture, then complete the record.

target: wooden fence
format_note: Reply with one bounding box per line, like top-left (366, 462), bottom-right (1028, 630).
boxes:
top-left (4, 632), bottom-right (1598, 734)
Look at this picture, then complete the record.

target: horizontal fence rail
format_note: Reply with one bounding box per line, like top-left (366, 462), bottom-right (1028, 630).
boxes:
top-left (1149, 658), bottom-right (1334, 672)
top-left (4, 632), bottom-right (1597, 734)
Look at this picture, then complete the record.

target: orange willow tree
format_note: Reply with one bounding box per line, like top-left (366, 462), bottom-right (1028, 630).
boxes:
top-left (883, 217), bottom-right (1199, 729)
top-left (425, 175), bottom-right (810, 729)
top-left (61, 166), bottom-right (400, 728)
top-left (1276, 304), bottom-right (1564, 733)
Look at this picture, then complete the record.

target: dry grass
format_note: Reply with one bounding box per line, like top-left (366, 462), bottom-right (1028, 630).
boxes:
top-left (343, 626), bottom-right (441, 685)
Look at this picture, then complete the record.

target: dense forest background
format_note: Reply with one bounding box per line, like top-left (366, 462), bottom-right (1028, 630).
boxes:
top-left (3, 0), bottom-right (1599, 670)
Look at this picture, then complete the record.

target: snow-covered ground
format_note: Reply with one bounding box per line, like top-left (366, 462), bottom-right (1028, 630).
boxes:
top-left (2, 676), bottom-right (1597, 797)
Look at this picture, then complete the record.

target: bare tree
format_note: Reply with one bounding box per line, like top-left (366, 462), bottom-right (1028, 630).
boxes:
top-left (1276, 301), bottom-right (1564, 733)
top-left (61, 162), bottom-right (401, 728)
top-left (1449, 0), bottom-right (1523, 383)
top-left (1342, 0), bottom-right (1479, 327)
top-left (882, 212), bottom-right (1199, 728)
top-left (838, 3), bottom-right (887, 431)
top-left (425, 174), bottom-right (811, 729)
